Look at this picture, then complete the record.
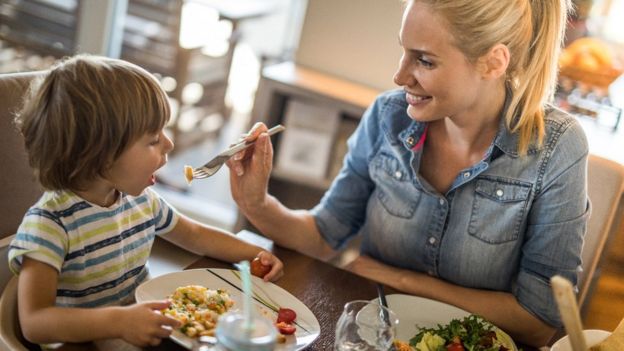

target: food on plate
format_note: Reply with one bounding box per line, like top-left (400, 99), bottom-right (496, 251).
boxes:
top-left (184, 165), bottom-right (194, 185)
top-left (395, 314), bottom-right (513, 351)
top-left (250, 257), bottom-right (272, 278)
top-left (274, 307), bottom-right (297, 340)
top-left (591, 319), bottom-right (624, 351)
top-left (277, 307), bottom-right (297, 324)
top-left (162, 285), bottom-right (234, 338)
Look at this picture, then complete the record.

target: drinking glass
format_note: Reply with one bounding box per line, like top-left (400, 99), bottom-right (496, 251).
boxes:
top-left (334, 300), bottom-right (399, 351)
top-left (214, 311), bottom-right (277, 351)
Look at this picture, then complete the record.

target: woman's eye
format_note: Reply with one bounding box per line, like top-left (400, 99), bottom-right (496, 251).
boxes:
top-left (418, 58), bottom-right (434, 68)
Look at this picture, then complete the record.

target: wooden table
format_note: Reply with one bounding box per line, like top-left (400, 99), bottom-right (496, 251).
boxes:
top-left (56, 242), bottom-right (538, 351)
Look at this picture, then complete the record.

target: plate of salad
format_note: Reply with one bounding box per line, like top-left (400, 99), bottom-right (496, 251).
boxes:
top-left (381, 294), bottom-right (517, 351)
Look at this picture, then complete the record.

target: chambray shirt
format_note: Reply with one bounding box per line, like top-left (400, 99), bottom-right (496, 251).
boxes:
top-left (311, 89), bottom-right (589, 327)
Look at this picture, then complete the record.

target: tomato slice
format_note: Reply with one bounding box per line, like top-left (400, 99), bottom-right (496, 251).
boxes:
top-left (277, 308), bottom-right (297, 323)
top-left (275, 321), bottom-right (296, 335)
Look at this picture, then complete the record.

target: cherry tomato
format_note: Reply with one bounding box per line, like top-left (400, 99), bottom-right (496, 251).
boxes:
top-left (277, 308), bottom-right (297, 323)
top-left (250, 257), bottom-right (271, 278)
top-left (446, 342), bottom-right (465, 351)
top-left (275, 321), bottom-right (296, 335)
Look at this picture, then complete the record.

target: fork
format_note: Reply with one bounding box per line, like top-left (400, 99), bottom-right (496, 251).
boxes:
top-left (190, 124), bottom-right (285, 180)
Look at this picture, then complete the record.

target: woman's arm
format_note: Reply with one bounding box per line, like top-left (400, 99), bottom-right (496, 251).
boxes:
top-left (18, 257), bottom-right (179, 346)
top-left (346, 255), bottom-right (555, 347)
top-left (160, 214), bottom-right (285, 281)
top-left (227, 124), bottom-right (338, 261)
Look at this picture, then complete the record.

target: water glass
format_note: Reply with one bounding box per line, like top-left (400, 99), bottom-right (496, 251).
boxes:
top-left (215, 311), bottom-right (277, 351)
top-left (334, 300), bottom-right (399, 351)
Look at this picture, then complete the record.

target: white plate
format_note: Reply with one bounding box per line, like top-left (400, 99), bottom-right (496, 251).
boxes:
top-left (383, 294), bottom-right (518, 350)
top-left (550, 329), bottom-right (611, 351)
top-left (135, 268), bottom-right (320, 350)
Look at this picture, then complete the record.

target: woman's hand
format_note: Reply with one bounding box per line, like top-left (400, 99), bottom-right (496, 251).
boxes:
top-left (227, 122), bottom-right (274, 215)
top-left (116, 301), bottom-right (180, 347)
top-left (253, 250), bottom-right (284, 282)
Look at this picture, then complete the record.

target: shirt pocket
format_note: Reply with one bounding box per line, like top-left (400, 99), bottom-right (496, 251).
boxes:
top-left (370, 153), bottom-right (419, 218)
top-left (468, 177), bottom-right (532, 244)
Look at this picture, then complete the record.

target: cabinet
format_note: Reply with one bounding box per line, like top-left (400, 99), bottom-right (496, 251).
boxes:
top-left (250, 62), bottom-right (380, 209)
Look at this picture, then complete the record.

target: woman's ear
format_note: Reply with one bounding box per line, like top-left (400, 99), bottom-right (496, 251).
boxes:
top-left (478, 44), bottom-right (510, 80)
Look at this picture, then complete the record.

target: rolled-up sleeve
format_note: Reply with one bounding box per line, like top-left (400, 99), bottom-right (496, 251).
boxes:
top-left (514, 118), bottom-right (589, 327)
top-left (311, 95), bottom-right (389, 249)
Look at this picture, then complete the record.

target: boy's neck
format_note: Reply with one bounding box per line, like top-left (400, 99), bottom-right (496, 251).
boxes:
top-left (74, 181), bottom-right (120, 208)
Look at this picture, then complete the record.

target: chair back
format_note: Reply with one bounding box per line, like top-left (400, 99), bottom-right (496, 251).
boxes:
top-left (0, 72), bottom-right (45, 351)
top-left (578, 154), bottom-right (624, 309)
top-left (0, 72), bottom-right (45, 241)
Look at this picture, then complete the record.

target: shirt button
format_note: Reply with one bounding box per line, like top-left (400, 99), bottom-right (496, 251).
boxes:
top-left (439, 198), bottom-right (445, 206)
top-left (496, 189), bottom-right (504, 197)
top-left (406, 136), bottom-right (415, 146)
top-left (463, 172), bottom-right (471, 178)
top-left (428, 237), bottom-right (436, 245)
top-left (394, 171), bottom-right (402, 179)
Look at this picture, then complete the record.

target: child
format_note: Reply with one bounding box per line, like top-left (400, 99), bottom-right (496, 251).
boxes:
top-left (8, 55), bottom-right (283, 347)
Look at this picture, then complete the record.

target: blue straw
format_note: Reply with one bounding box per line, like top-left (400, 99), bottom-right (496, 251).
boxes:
top-left (235, 260), bottom-right (254, 333)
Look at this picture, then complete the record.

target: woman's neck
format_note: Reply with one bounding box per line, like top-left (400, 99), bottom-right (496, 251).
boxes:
top-left (430, 81), bottom-right (507, 154)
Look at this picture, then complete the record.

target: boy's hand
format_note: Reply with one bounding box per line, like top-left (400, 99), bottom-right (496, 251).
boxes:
top-left (117, 301), bottom-right (181, 347)
top-left (254, 250), bottom-right (284, 282)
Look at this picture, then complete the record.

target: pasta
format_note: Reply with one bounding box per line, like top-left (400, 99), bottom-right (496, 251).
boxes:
top-left (162, 285), bottom-right (234, 338)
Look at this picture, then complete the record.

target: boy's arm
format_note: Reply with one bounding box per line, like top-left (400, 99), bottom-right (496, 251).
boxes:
top-left (159, 215), bottom-right (283, 280)
top-left (18, 257), bottom-right (178, 346)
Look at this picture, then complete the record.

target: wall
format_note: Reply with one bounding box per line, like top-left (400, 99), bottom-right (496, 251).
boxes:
top-left (295, 0), bottom-right (404, 91)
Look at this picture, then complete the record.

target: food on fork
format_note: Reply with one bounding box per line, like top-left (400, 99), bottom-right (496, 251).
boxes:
top-left (162, 285), bottom-right (234, 338)
top-left (184, 165), bottom-right (193, 185)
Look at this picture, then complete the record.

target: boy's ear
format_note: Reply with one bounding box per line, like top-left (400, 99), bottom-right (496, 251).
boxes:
top-left (477, 43), bottom-right (510, 80)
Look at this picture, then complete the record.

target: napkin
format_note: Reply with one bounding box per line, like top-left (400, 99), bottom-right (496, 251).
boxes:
top-left (590, 319), bottom-right (624, 351)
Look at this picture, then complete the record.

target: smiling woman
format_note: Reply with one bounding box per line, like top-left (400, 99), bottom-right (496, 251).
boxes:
top-left (228, 0), bottom-right (588, 348)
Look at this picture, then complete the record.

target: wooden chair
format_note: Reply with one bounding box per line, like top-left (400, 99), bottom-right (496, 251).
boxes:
top-left (579, 154), bottom-right (624, 312)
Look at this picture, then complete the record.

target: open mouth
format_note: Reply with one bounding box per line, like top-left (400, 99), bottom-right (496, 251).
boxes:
top-left (405, 92), bottom-right (432, 105)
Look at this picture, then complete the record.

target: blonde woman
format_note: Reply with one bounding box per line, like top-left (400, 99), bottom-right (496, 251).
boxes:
top-left (229, 0), bottom-right (586, 346)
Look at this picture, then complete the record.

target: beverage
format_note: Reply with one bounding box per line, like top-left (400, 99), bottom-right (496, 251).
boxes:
top-left (215, 312), bottom-right (277, 351)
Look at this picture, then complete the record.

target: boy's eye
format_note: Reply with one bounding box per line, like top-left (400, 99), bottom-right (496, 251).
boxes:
top-left (150, 137), bottom-right (160, 145)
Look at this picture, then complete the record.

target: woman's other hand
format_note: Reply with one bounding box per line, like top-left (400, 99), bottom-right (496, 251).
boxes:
top-left (252, 250), bottom-right (284, 282)
top-left (117, 301), bottom-right (180, 347)
top-left (227, 122), bottom-right (273, 215)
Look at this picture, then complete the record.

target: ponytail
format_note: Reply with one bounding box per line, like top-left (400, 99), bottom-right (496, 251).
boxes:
top-left (506, 0), bottom-right (571, 154)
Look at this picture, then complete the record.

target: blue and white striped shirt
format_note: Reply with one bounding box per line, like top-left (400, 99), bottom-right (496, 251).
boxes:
top-left (8, 188), bottom-right (179, 307)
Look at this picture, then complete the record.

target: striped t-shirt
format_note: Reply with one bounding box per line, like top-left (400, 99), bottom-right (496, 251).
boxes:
top-left (8, 187), bottom-right (179, 307)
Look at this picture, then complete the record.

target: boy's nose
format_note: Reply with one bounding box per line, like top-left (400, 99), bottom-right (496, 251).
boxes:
top-left (163, 133), bottom-right (174, 154)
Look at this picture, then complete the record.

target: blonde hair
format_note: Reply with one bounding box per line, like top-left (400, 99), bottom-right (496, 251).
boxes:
top-left (412, 0), bottom-right (571, 155)
top-left (16, 55), bottom-right (171, 191)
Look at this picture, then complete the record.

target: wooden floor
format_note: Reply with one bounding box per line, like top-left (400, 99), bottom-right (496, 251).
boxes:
top-left (583, 215), bottom-right (624, 331)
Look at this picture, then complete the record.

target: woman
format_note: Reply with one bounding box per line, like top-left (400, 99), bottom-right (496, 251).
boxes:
top-left (228, 0), bottom-right (588, 346)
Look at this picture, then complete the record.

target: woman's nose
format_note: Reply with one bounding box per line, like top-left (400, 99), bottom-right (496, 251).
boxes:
top-left (393, 57), bottom-right (414, 87)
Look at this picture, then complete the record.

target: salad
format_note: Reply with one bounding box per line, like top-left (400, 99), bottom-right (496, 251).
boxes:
top-left (395, 315), bottom-right (513, 351)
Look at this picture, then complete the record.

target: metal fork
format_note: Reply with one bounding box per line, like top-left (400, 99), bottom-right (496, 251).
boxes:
top-left (191, 124), bottom-right (285, 180)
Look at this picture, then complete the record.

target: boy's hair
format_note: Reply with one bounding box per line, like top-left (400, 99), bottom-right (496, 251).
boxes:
top-left (16, 55), bottom-right (171, 191)
top-left (410, 0), bottom-right (571, 155)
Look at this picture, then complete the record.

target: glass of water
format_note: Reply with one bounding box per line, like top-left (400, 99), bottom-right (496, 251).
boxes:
top-left (214, 311), bottom-right (277, 351)
top-left (334, 300), bottom-right (399, 351)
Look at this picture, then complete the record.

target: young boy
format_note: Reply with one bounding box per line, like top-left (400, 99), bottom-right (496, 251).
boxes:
top-left (8, 55), bottom-right (283, 347)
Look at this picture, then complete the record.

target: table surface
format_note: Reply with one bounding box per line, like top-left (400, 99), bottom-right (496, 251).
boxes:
top-left (54, 244), bottom-right (538, 351)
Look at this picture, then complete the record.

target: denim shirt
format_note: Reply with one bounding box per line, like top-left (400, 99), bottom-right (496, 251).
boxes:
top-left (311, 89), bottom-right (590, 327)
